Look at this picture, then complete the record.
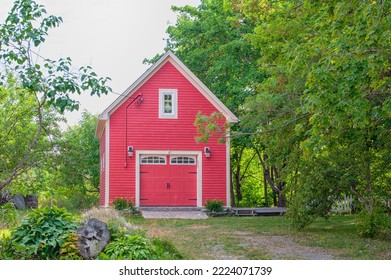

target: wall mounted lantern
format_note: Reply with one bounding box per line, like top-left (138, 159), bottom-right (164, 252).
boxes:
top-left (204, 147), bottom-right (211, 158)
top-left (127, 146), bottom-right (134, 157)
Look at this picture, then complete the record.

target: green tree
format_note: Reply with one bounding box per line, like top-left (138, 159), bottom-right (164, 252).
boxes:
top-left (240, 0), bottom-right (390, 229)
top-left (0, 0), bottom-right (111, 191)
top-left (53, 112), bottom-right (100, 209)
top-left (0, 78), bottom-right (62, 193)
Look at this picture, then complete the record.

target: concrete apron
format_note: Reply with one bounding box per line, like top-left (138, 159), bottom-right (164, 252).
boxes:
top-left (139, 207), bottom-right (208, 219)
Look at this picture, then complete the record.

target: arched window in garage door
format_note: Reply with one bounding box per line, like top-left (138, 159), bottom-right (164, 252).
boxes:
top-left (170, 156), bottom-right (196, 165)
top-left (140, 156), bottom-right (166, 164)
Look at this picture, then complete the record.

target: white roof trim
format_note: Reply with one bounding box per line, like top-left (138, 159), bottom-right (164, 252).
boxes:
top-left (95, 51), bottom-right (238, 138)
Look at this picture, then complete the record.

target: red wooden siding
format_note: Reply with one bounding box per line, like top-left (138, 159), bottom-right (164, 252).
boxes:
top-left (99, 128), bottom-right (106, 206)
top-left (108, 61), bottom-right (227, 206)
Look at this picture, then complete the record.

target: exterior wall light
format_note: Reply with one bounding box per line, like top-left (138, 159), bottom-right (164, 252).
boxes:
top-left (204, 147), bottom-right (211, 158)
top-left (127, 146), bottom-right (134, 157)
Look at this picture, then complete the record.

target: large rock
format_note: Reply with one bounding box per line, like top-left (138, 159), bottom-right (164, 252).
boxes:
top-left (12, 194), bottom-right (26, 209)
top-left (77, 218), bottom-right (110, 259)
top-left (0, 193), bottom-right (12, 206)
top-left (25, 194), bottom-right (38, 209)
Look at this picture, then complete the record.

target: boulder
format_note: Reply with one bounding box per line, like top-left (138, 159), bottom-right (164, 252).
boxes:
top-left (12, 194), bottom-right (26, 209)
top-left (25, 194), bottom-right (38, 209)
top-left (77, 218), bottom-right (110, 259)
top-left (0, 193), bottom-right (12, 206)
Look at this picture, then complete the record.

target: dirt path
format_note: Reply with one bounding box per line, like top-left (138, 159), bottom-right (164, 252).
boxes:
top-left (232, 231), bottom-right (336, 260)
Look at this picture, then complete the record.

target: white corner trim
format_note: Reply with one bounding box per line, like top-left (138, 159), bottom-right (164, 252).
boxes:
top-left (135, 150), bottom-right (203, 207)
top-left (226, 131), bottom-right (231, 207)
top-left (104, 120), bottom-right (110, 207)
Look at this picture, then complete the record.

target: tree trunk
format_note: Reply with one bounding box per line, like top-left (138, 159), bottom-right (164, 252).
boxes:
top-left (230, 167), bottom-right (236, 207)
top-left (263, 170), bottom-right (268, 207)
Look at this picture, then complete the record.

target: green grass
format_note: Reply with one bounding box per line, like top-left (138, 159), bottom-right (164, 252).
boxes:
top-left (128, 214), bottom-right (391, 260)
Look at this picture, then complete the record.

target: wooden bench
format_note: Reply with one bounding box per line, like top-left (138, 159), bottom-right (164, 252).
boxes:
top-left (231, 207), bottom-right (287, 216)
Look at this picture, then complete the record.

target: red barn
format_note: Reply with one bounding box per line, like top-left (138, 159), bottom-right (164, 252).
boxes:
top-left (95, 51), bottom-right (238, 208)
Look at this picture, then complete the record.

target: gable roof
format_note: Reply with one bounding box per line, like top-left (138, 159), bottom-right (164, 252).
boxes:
top-left (95, 51), bottom-right (239, 139)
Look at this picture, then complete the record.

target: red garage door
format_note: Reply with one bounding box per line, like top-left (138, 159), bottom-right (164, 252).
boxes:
top-left (140, 155), bottom-right (197, 206)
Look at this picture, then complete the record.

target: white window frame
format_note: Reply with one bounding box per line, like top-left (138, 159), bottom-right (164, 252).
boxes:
top-left (159, 89), bottom-right (178, 119)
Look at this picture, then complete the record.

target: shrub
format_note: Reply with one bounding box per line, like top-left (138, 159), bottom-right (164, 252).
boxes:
top-left (205, 200), bottom-right (224, 212)
top-left (0, 203), bottom-right (19, 228)
top-left (101, 233), bottom-right (155, 260)
top-left (59, 232), bottom-right (83, 260)
top-left (11, 206), bottom-right (78, 259)
top-left (358, 209), bottom-right (390, 239)
top-left (151, 238), bottom-right (183, 260)
top-left (112, 197), bottom-right (135, 212)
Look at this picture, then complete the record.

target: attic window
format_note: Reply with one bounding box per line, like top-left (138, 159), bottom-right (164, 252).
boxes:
top-left (159, 89), bottom-right (177, 119)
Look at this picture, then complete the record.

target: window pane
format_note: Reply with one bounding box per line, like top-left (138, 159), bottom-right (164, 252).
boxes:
top-left (164, 94), bottom-right (172, 113)
top-left (170, 156), bottom-right (196, 165)
top-left (141, 156), bottom-right (166, 164)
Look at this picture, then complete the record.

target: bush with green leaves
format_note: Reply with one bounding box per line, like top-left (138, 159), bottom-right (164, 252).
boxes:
top-left (59, 232), bottom-right (83, 260)
top-left (112, 197), bottom-right (136, 212)
top-left (0, 203), bottom-right (19, 228)
top-left (98, 228), bottom-right (183, 260)
top-left (358, 209), bottom-right (390, 239)
top-left (151, 238), bottom-right (183, 260)
top-left (205, 200), bottom-right (224, 212)
top-left (100, 233), bottom-right (155, 260)
top-left (11, 206), bottom-right (79, 259)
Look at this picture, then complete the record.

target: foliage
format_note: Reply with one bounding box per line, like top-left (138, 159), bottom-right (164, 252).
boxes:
top-left (112, 197), bottom-right (136, 212)
top-left (205, 199), bottom-right (224, 212)
top-left (57, 112), bottom-right (100, 194)
top-left (11, 206), bottom-right (78, 259)
top-left (151, 238), bottom-right (184, 260)
top-left (239, 0), bottom-right (391, 229)
top-left (165, 0), bottom-right (391, 235)
top-left (0, 80), bottom-right (62, 193)
top-left (358, 209), bottom-right (390, 239)
top-left (0, 234), bottom-right (14, 259)
top-left (101, 233), bottom-right (156, 260)
top-left (0, 0), bottom-right (111, 191)
top-left (0, 202), bottom-right (19, 228)
top-left (59, 232), bottom-right (83, 260)
top-left (0, 0), bottom-right (111, 113)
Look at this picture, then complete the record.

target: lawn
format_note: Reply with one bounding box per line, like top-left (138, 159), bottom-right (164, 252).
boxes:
top-left (128, 214), bottom-right (391, 260)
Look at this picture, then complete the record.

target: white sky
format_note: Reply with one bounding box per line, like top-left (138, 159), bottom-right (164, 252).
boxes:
top-left (0, 0), bottom-right (200, 128)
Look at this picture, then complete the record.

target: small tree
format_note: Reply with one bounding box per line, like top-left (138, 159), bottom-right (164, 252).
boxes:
top-left (0, 0), bottom-right (111, 191)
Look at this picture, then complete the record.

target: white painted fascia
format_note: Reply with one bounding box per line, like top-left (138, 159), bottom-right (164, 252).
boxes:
top-left (226, 130), bottom-right (231, 207)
